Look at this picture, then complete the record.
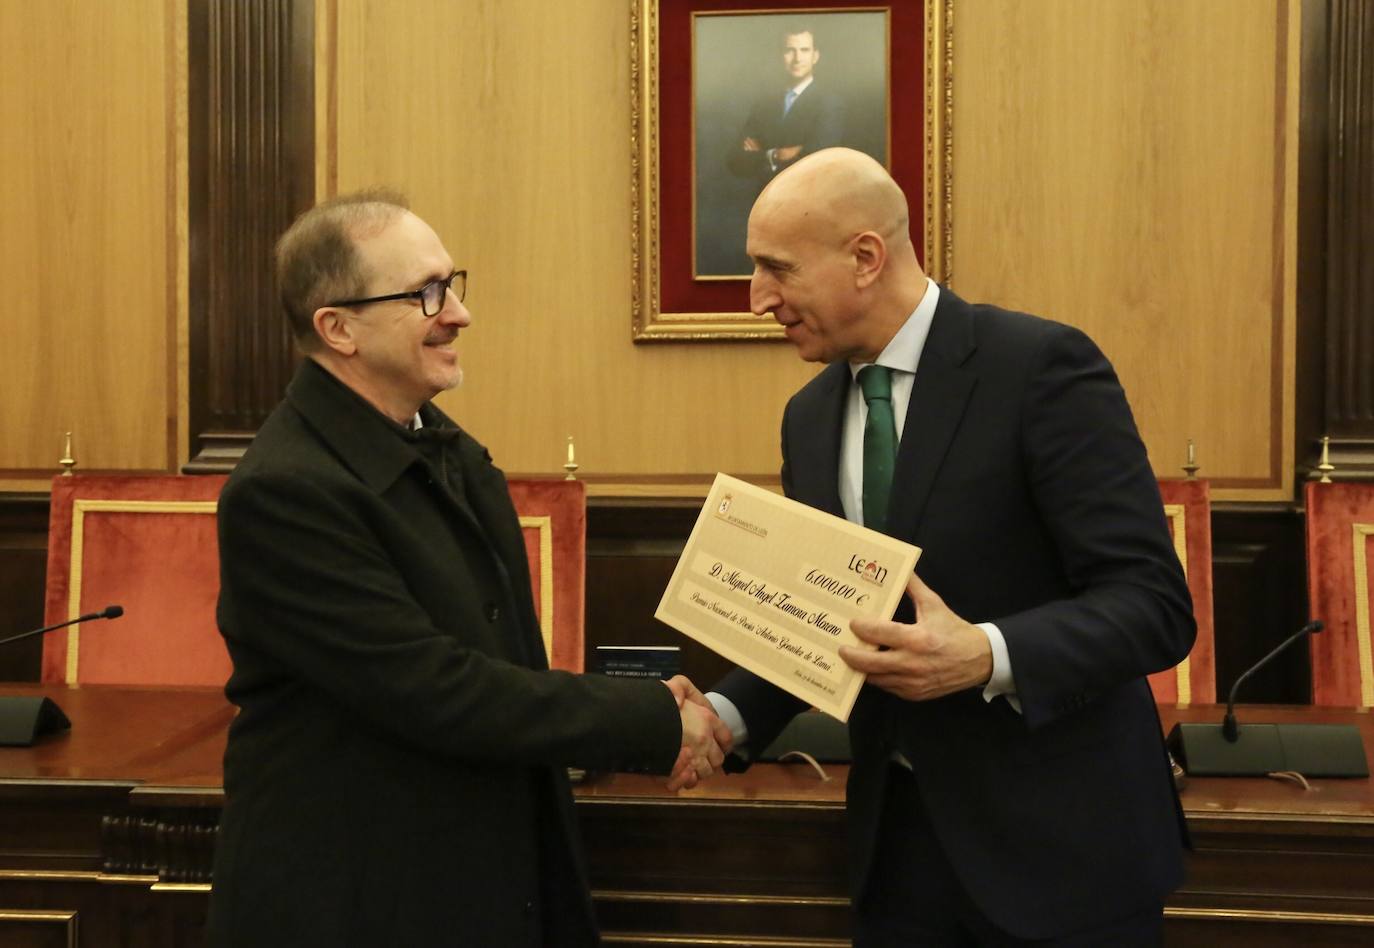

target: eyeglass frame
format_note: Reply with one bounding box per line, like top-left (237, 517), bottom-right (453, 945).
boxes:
top-left (326, 269), bottom-right (466, 318)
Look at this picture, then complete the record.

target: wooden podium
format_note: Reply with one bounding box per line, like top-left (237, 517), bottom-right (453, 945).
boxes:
top-left (0, 684), bottom-right (1371, 946)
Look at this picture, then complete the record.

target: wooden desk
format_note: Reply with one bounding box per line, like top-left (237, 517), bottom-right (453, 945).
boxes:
top-left (1, 686), bottom-right (1371, 947)
top-left (1159, 704), bottom-right (1374, 944)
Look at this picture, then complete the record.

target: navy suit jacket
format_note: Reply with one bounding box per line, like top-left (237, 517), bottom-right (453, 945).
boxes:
top-left (718, 289), bottom-right (1194, 938)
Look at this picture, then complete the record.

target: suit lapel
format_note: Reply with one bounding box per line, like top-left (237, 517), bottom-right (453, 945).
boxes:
top-left (887, 289), bottom-right (979, 539)
top-left (789, 362), bottom-right (848, 518)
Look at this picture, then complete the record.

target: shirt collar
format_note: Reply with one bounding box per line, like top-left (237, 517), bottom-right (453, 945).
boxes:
top-left (848, 278), bottom-right (940, 380)
top-left (789, 75), bottom-right (816, 96)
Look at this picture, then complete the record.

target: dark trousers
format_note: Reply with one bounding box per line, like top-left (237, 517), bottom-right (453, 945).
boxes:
top-left (854, 766), bottom-right (1163, 947)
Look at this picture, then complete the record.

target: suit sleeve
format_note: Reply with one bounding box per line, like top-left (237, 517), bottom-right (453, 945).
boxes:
top-left (995, 323), bottom-right (1196, 729)
top-left (726, 97), bottom-right (774, 180)
top-left (217, 469), bottom-right (682, 773)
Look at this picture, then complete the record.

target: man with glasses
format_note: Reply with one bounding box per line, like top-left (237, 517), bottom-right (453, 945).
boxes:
top-left (208, 190), bottom-right (730, 947)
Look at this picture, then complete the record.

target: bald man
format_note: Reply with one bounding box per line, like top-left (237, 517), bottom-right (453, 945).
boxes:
top-left (705, 149), bottom-right (1194, 944)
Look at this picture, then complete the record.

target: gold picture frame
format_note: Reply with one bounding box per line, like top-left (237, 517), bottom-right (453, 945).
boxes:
top-left (631, 0), bottom-right (953, 341)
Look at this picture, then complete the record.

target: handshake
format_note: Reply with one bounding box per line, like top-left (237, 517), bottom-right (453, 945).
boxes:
top-left (662, 675), bottom-right (735, 792)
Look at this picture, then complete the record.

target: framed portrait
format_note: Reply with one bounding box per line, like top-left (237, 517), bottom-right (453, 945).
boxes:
top-left (631, 0), bottom-right (952, 341)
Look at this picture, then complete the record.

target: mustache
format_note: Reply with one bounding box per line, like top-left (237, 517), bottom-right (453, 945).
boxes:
top-left (424, 331), bottom-right (458, 346)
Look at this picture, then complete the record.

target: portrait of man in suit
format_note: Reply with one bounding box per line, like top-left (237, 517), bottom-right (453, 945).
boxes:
top-left (694, 12), bottom-right (887, 278)
top-left (725, 26), bottom-right (843, 184)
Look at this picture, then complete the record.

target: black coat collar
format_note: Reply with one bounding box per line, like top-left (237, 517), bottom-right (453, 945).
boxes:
top-left (286, 359), bottom-right (460, 495)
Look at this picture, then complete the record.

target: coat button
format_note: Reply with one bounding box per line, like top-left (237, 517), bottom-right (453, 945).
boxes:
top-left (485, 603), bottom-right (500, 622)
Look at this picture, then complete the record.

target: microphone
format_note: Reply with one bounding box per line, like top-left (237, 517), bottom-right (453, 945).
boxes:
top-left (1222, 620), bottom-right (1321, 742)
top-left (0, 606), bottom-right (124, 747)
top-left (0, 605), bottom-right (125, 650)
top-left (1168, 618), bottom-right (1368, 778)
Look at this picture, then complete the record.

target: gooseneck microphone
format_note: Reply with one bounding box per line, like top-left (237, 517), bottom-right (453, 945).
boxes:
top-left (1167, 617), bottom-right (1368, 777)
top-left (0, 605), bottom-right (124, 746)
top-left (0, 605), bottom-right (124, 649)
top-left (1222, 620), bottom-right (1322, 742)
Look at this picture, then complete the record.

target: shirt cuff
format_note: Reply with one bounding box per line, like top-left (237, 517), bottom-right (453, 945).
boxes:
top-left (978, 621), bottom-right (1022, 714)
top-left (706, 692), bottom-right (750, 747)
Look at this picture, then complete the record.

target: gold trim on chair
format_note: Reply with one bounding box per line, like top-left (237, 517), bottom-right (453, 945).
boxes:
top-left (1163, 503), bottom-right (1192, 704)
top-left (519, 515), bottom-right (555, 663)
top-left (1353, 523), bottom-right (1374, 708)
top-left (66, 499), bottom-right (219, 684)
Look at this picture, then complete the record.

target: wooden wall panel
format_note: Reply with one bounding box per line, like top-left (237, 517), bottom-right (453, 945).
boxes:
top-left (185, 0), bottom-right (314, 472)
top-left (327, 0), bottom-right (818, 480)
top-left (951, 0), bottom-right (1299, 500)
top-left (0, 0), bottom-right (180, 484)
top-left (1317, 0), bottom-right (1374, 477)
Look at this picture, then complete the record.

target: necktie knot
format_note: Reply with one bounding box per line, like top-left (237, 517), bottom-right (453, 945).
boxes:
top-left (858, 364), bottom-right (893, 403)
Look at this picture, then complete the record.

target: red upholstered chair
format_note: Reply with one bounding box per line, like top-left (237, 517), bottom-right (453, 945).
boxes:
top-left (42, 475), bottom-right (232, 687)
top-left (1148, 479), bottom-right (1216, 705)
top-left (1304, 481), bottom-right (1374, 708)
top-left (506, 478), bottom-right (587, 673)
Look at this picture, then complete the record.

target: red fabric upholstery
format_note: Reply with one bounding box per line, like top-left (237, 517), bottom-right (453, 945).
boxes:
top-left (1304, 481), bottom-right (1374, 708)
top-left (1148, 479), bottom-right (1216, 704)
top-left (43, 475), bottom-right (231, 687)
top-left (506, 478), bottom-right (586, 673)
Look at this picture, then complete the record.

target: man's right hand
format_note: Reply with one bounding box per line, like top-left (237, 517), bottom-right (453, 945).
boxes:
top-left (663, 678), bottom-right (728, 792)
top-left (741, 137), bottom-right (761, 152)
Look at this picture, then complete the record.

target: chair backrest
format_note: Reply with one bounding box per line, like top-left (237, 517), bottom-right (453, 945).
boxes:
top-left (1304, 481), bottom-right (1374, 708)
top-left (1148, 479), bottom-right (1216, 704)
top-left (42, 475), bottom-right (231, 687)
top-left (506, 478), bottom-right (587, 673)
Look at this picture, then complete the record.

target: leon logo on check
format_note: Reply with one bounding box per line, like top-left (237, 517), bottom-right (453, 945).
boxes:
top-left (851, 555), bottom-right (889, 587)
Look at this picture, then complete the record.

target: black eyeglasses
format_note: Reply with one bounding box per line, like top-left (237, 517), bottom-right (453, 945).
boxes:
top-left (328, 270), bottom-right (466, 317)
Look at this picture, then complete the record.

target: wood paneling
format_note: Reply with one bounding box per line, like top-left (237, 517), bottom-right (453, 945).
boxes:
top-left (0, 0), bottom-right (181, 479)
top-left (0, 496), bottom-right (48, 683)
top-left (185, 0), bottom-right (314, 472)
top-left (1316, 0), bottom-right (1374, 477)
top-left (326, 0), bottom-right (819, 479)
top-left (951, 0), bottom-right (1299, 499)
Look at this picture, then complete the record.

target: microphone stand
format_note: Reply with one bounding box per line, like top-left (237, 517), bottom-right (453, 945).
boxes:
top-left (1168, 620), bottom-right (1368, 778)
top-left (0, 606), bottom-right (124, 747)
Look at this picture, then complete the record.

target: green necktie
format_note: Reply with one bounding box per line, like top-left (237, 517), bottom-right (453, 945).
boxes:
top-left (858, 365), bottom-right (898, 530)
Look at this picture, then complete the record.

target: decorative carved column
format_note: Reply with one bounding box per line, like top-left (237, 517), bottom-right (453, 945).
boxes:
top-left (1301, 0), bottom-right (1374, 480)
top-left (185, 0), bottom-right (315, 472)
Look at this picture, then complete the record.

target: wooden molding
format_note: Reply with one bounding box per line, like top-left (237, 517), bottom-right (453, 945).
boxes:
top-left (185, 0), bottom-right (314, 472)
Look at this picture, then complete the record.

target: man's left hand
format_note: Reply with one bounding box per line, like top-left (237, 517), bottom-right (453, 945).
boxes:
top-left (839, 572), bottom-right (993, 702)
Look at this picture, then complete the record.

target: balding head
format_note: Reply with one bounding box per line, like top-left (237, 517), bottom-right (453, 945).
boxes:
top-left (746, 148), bottom-right (927, 363)
top-left (756, 147), bottom-right (912, 252)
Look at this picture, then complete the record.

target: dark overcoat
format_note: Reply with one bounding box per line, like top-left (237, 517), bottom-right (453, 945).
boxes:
top-left (208, 360), bottom-right (680, 947)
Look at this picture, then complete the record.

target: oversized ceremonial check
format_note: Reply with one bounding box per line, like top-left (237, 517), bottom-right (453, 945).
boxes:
top-left (656, 474), bottom-right (921, 721)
